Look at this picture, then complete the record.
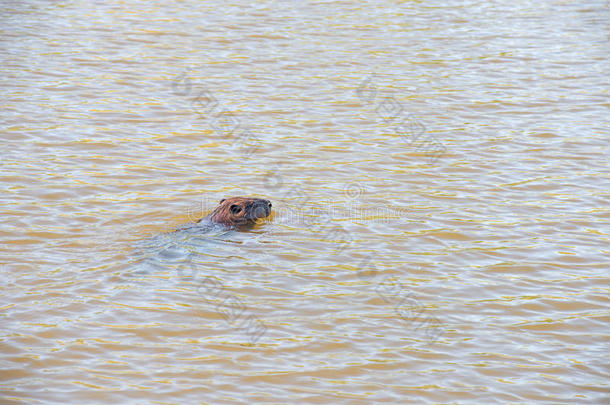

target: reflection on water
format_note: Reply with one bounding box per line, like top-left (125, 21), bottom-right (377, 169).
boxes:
top-left (1, 0), bottom-right (609, 403)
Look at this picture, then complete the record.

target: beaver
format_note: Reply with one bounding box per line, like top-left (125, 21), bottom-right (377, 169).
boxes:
top-left (198, 197), bottom-right (272, 228)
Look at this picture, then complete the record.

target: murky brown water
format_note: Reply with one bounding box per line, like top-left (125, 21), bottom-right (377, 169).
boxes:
top-left (1, 0), bottom-right (609, 403)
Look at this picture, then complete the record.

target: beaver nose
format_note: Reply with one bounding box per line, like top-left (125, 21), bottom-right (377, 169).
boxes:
top-left (264, 201), bottom-right (272, 216)
top-left (251, 200), bottom-right (272, 219)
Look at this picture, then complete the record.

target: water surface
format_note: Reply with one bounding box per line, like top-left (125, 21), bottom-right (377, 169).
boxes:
top-left (1, 0), bottom-right (609, 403)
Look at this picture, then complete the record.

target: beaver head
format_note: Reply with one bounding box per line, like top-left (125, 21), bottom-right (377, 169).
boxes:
top-left (203, 197), bottom-right (272, 227)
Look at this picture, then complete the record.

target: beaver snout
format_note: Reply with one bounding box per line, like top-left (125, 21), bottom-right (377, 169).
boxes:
top-left (251, 199), bottom-right (272, 219)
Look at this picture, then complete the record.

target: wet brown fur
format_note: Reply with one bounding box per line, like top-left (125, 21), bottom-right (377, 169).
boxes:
top-left (200, 197), bottom-right (272, 227)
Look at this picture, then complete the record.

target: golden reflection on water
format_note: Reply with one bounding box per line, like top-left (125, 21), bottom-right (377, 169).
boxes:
top-left (1, 0), bottom-right (609, 403)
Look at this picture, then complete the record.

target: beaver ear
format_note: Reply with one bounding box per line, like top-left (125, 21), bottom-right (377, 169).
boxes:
top-left (219, 199), bottom-right (226, 204)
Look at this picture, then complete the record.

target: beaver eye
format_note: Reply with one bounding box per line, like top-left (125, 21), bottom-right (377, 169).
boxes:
top-left (230, 204), bottom-right (242, 215)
